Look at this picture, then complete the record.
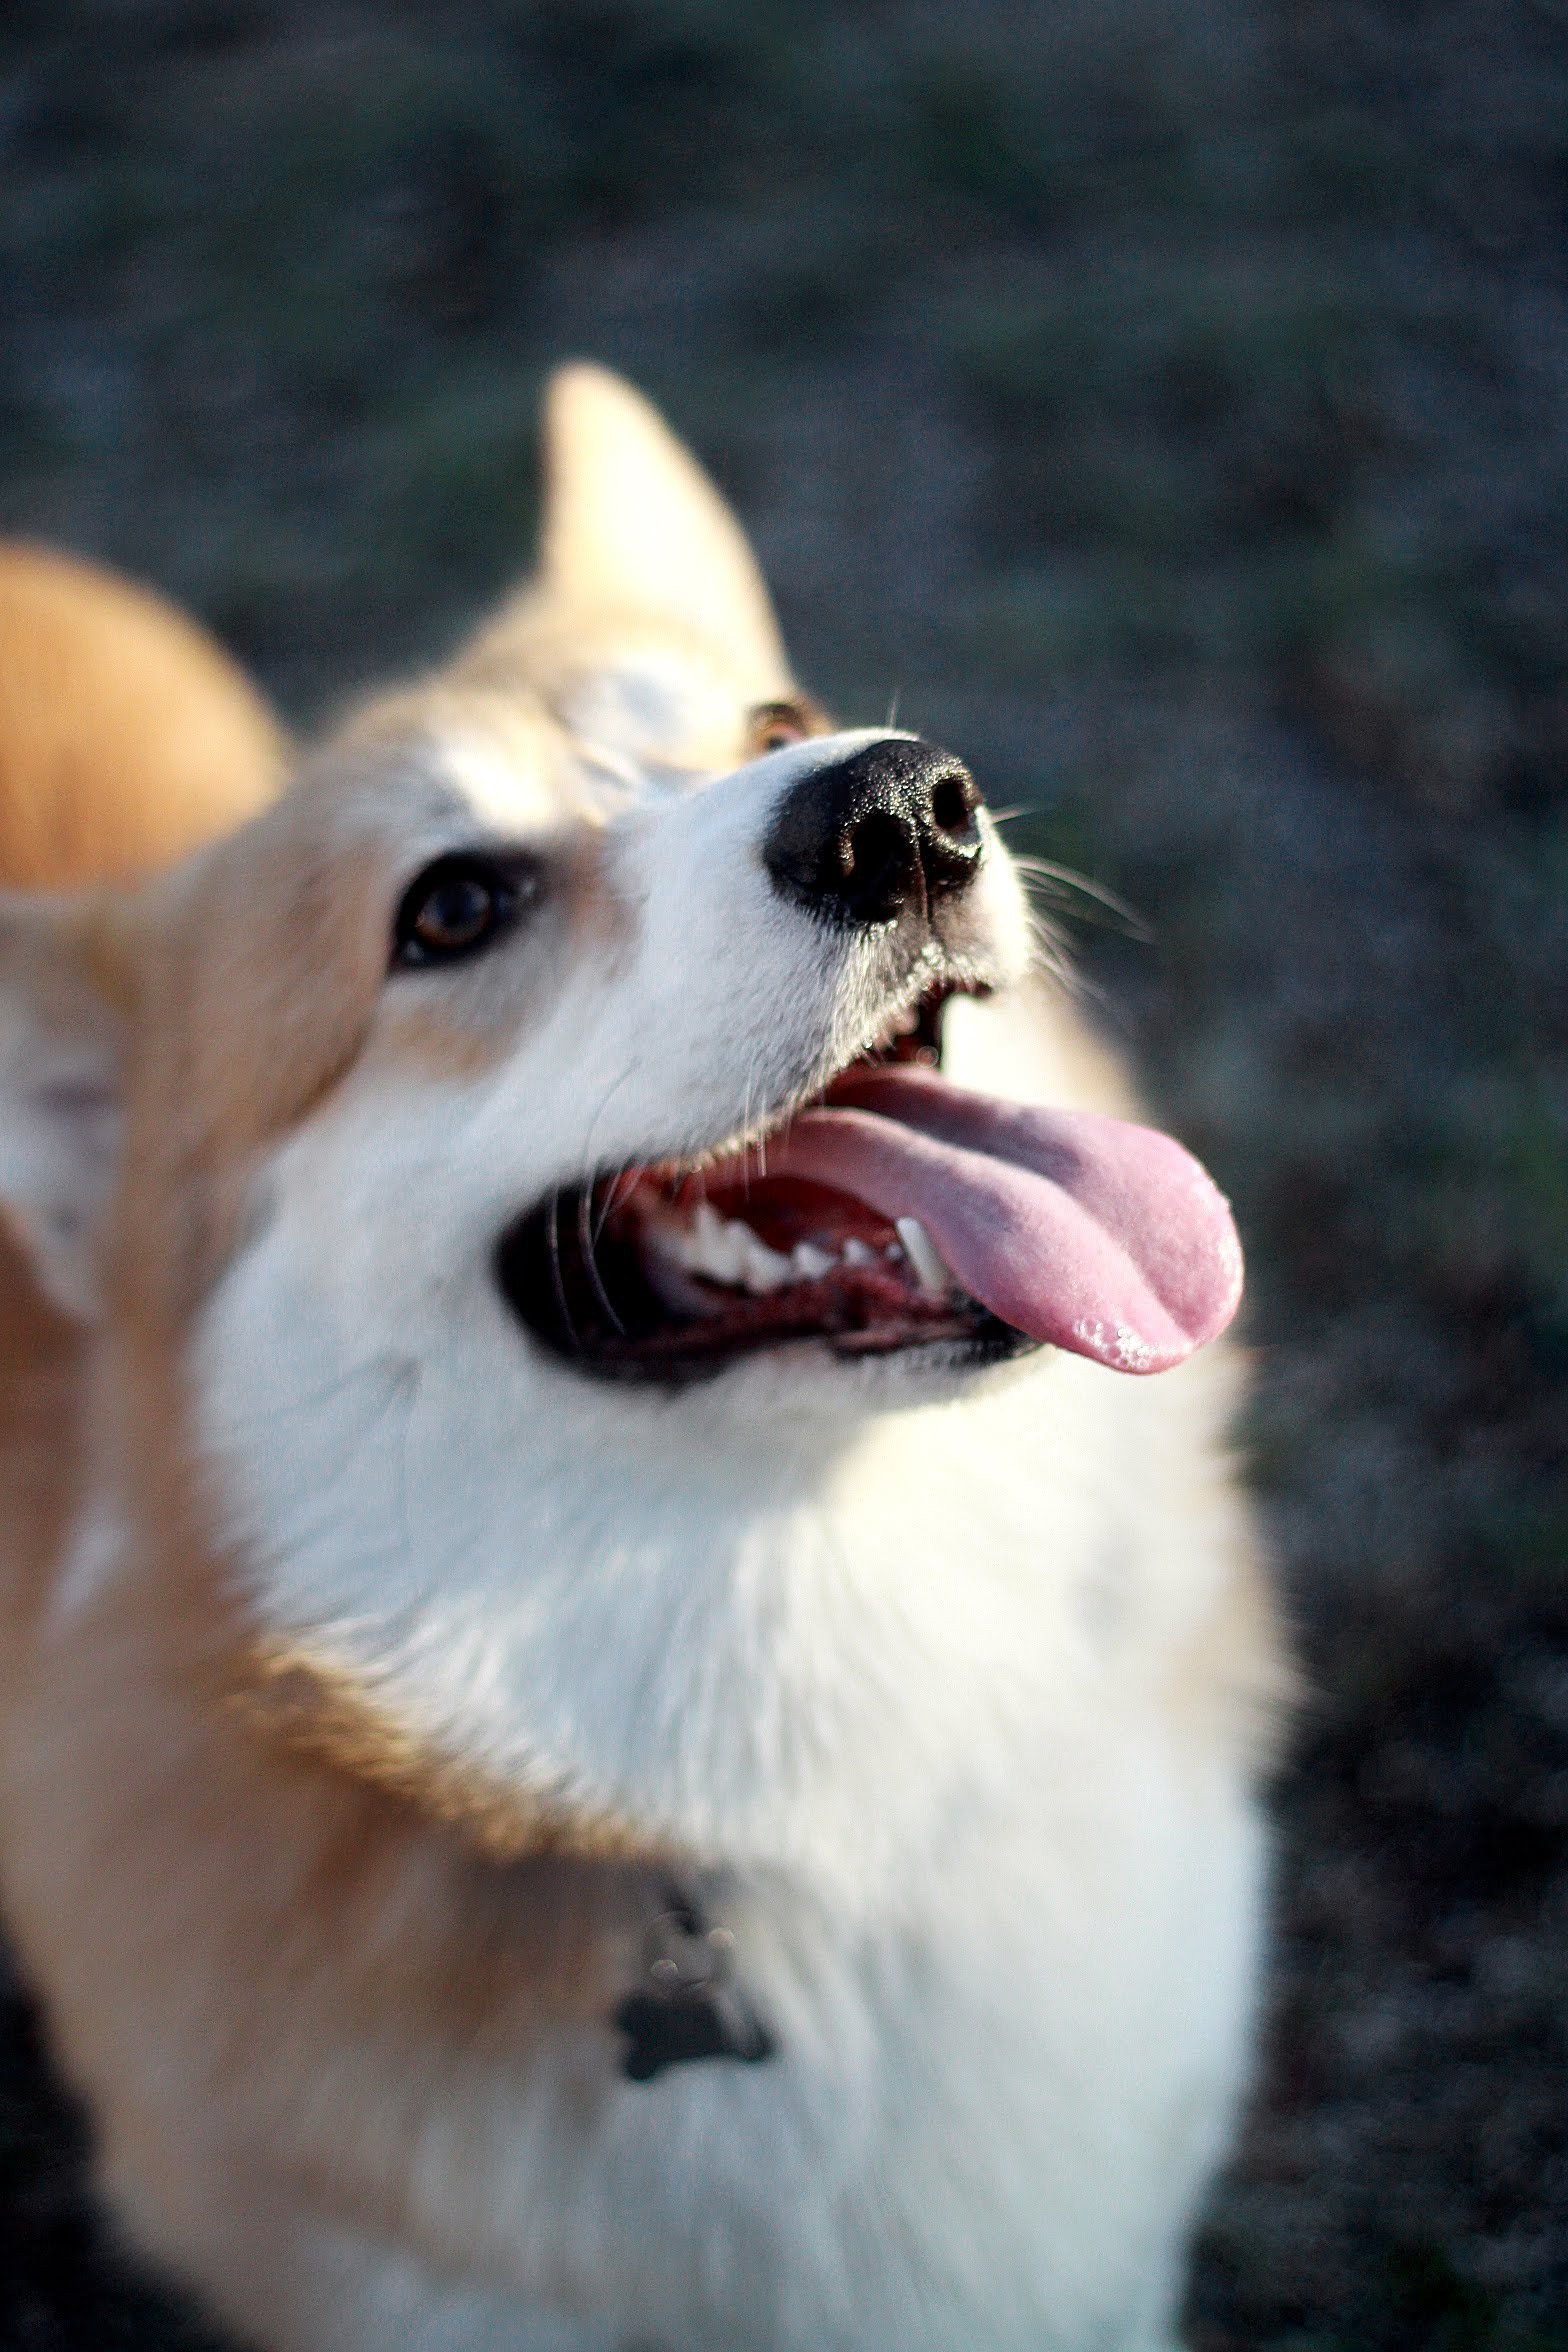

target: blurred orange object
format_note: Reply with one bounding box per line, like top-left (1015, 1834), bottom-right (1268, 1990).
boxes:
top-left (0, 543), bottom-right (283, 891)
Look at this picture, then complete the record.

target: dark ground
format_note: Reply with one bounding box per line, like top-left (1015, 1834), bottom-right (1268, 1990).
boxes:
top-left (1, 0), bottom-right (1567, 2344)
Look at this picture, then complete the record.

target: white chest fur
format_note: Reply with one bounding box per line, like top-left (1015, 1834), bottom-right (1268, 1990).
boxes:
top-left (191, 1173), bottom-right (1265, 2348)
top-left (169, 932), bottom-right (1272, 2352)
top-left (443, 1708), bottom-right (1263, 2352)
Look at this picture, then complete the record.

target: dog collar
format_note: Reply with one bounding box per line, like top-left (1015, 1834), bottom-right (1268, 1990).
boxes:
top-left (615, 1875), bottom-right (776, 2084)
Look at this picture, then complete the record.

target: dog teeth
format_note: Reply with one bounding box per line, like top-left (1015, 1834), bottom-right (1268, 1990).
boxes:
top-left (645, 1204), bottom-right (946, 1302)
top-left (650, 1203), bottom-right (838, 1297)
top-left (865, 999), bottom-right (923, 1055)
top-left (689, 1203), bottom-right (742, 1284)
top-left (789, 1241), bottom-right (834, 1281)
top-left (741, 1233), bottom-right (794, 1292)
top-left (654, 1202), bottom-right (793, 1294)
top-left (894, 1217), bottom-right (952, 1299)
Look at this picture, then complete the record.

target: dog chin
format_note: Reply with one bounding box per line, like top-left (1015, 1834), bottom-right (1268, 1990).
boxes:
top-left (598, 1318), bottom-right (1046, 1420)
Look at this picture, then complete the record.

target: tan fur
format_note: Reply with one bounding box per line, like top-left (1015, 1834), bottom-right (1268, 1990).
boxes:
top-left (5, 1563), bottom-right (635, 2276)
top-left (520, 364), bottom-right (791, 693)
top-left (0, 1263), bottom-right (79, 1676)
top-left (0, 531), bottom-right (281, 1692)
top-left (0, 560), bottom-right (647, 2303)
top-left (0, 639), bottom-right (726, 2327)
top-left (240, 1642), bottom-right (675, 1865)
top-left (0, 560), bottom-right (608, 2309)
top-left (4, 891), bottom-right (659, 2280)
top-left (0, 543), bottom-right (284, 890)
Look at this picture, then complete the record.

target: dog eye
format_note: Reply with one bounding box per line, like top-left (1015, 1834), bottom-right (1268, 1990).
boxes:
top-left (392, 854), bottom-right (537, 970)
top-left (746, 699), bottom-right (827, 758)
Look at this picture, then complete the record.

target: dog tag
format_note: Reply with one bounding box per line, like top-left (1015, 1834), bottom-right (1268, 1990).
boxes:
top-left (615, 1884), bottom-right (776, 2084)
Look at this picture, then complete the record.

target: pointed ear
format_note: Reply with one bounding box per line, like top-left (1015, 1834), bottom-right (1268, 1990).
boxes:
top-left (0, 898), bottom-right (127, 1321)
top-left (537, 363), bottom-right (790, 686)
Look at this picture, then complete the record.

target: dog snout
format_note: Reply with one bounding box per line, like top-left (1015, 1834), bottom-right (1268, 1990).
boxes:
top-left (762, 737), bottom-right (983, 929)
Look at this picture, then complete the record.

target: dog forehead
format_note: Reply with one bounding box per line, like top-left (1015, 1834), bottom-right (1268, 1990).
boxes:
top-left (440, 731), bottom-right (565, 833)
top-left (402, 705), bottom-right (663, 839)
top-left (325, 683), bottom-right (587, 837)
top-left (457, 596), bottom-right (794, 800)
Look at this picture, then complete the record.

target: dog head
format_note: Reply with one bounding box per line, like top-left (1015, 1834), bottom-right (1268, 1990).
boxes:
top-left (0, 367), bottom-right (1243, 1859)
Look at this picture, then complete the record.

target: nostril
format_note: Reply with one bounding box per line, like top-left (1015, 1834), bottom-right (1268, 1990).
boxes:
top-left (763, 736), bottom-right (982, 930)
top-left (842, 809), bottom-right (921, 922)
top-left (929, 768), bottom-right (979, 840)
top-left (921, 761), bottom-right (983, 905)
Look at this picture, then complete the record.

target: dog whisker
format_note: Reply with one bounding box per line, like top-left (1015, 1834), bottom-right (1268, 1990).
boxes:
top-left (1026, 912), bottom-right (1074, 989)
top-left (577, 1182), bottom-right (626, 1338)
top-left (578, 1062), bottom-right (636, 1190)
top-left (590, 1163), bottom-right (637, 1255)
top-left (1011, 855), bottom-right (1152, 942)
top-left (547, 1189), bottom-right (583, 1356)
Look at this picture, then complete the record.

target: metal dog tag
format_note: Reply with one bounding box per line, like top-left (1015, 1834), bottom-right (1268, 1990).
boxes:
top-left (615, 1884), bottom-right (776, 2084)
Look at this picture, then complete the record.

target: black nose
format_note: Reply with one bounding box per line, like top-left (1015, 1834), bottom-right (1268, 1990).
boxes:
top-left (763, 737), bottom-right (984, 928)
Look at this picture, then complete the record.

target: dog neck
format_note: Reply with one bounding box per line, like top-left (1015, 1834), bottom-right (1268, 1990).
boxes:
top-left (236, 1635), bottom-right (675, 1868)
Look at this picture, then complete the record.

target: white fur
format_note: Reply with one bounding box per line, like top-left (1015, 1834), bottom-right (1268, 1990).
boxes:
top-left (185, 730), bottom-right (1264, 2349)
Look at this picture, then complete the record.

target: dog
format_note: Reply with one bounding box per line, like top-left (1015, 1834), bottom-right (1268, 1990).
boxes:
top-left (0, 365), bottom-right (1285, 2352)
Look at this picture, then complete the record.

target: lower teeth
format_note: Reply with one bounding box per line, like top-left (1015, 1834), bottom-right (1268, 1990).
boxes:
top-left (790, 1242), bottom-right (834, 1281)
top-left (639, 1201), bottom-right (954, 1306)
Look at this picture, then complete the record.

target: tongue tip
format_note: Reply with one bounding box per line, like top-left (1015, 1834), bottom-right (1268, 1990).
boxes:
top-left (1068, 1317), bottom-right (1191, 1374)
top-left (1058, 1239), bottom-right (1244, 1374)
top-left (1058, 1306), bottom-right (1227, 1376)
top-left (762, 1079), bottom-right (1248, 1379)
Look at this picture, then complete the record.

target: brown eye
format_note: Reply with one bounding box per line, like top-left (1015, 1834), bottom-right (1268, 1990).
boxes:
top-left (392, 853), bottom-right (536, 970)
top-left (746, 699), bottom-right (828, 759)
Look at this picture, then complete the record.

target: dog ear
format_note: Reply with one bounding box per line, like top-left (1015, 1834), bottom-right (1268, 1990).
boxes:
top-left (0, 897), bottom-right (128, 1321)
top-left (537, 363), bottom-right (789, 684)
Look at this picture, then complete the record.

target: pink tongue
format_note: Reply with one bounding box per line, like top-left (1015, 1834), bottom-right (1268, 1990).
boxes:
top-left (762, 1066), bottom-right (1242, 1374)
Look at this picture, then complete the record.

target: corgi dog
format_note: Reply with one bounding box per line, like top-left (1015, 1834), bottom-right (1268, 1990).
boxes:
top-left (0, 367), bottom-right (1284, 2352)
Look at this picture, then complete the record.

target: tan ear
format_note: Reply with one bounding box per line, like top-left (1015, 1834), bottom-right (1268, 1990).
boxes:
top-left (537, 363), bottom-right (790, 685)
top-left (0, 897), bottom-right (127, 1321)
top-left (0, 541), bottom-right (285, 890)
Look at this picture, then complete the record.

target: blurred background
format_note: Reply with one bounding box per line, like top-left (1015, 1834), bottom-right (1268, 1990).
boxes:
top-left (1, 0), bottom-right (1566, 2343)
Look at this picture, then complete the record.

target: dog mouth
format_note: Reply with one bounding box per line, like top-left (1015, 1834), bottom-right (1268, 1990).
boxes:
top-left (495, 983), bottom-right (1246, 1386)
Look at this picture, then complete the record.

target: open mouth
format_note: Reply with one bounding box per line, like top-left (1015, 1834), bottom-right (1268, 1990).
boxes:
top-left (495, 984), bottom-right (1246, 1386)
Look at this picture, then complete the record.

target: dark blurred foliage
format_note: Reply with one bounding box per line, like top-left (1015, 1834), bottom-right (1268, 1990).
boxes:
top-left (2, 0), bottom-right (1567, 2344)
